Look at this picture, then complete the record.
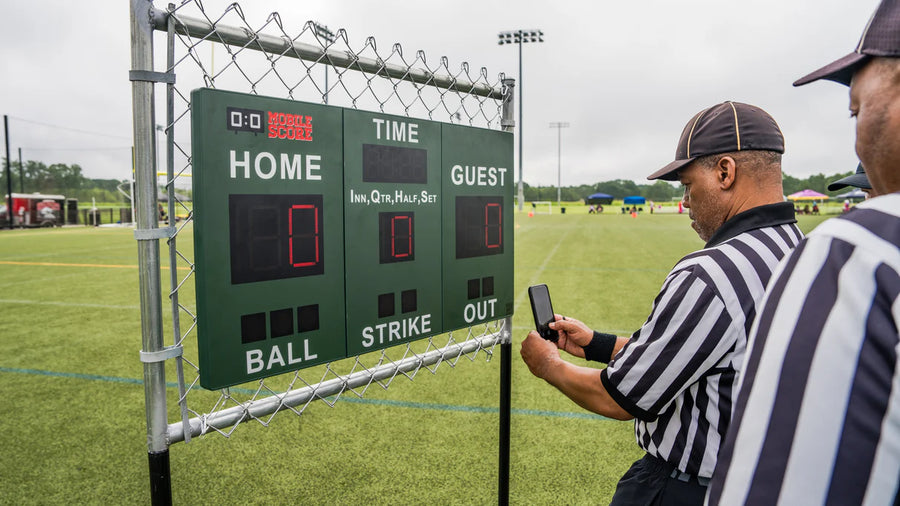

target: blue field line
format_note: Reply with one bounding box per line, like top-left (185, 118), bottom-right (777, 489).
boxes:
top-left (0, 366), bottom-right (145, 386)
top-left (0, 366), bottom-right (610, 422)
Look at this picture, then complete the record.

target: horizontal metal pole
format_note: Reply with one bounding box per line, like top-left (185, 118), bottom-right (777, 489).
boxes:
top-left (167, 332), bottom-right (503, 444)
top-left (151, 8), bottom-right (503, 100)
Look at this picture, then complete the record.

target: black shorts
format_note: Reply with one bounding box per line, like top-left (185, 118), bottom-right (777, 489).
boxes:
top-left (609, 453), bottom-right (708, 506)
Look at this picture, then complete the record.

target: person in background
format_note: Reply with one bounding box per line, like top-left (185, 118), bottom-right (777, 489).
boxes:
top-left (520, 101), bottom-right (802, 505)
top-left (707, 1), bottom-right (900, 504)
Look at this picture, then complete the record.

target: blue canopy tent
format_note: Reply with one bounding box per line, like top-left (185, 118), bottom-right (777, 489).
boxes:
top-left (623, 196), bottom-right (646, 205)
top-left (585, 192), bottom-right (614, 205)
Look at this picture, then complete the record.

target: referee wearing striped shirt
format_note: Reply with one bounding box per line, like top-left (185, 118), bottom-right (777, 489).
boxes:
top-left (708, 1), bottom-right (900, 504)
top-left (520, 101), bottom-right (803, 505)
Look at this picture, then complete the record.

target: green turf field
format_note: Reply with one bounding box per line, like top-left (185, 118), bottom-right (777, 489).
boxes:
top-left (0, 208), bottom-right (831, 504)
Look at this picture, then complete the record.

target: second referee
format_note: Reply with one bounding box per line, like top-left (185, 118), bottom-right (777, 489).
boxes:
top-left (520, 101), bottom-right (803, 505)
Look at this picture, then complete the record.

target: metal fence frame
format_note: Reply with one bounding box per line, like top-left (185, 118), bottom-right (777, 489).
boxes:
top-left (129, 1), bottom-right (516, 504)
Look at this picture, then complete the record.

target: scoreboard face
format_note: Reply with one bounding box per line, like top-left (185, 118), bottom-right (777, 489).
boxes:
top-left (192, 88), bottom-right (513, 390)
top-left (343, 110), bottom-right (444, 356)
top-left (192, 89), bottom-right (346, 389)
top-left (441, 125), bottom-right (514, 330)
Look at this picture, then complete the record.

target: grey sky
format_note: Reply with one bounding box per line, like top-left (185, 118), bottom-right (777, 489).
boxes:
top-left (0, 0), bottom-right (880, 188)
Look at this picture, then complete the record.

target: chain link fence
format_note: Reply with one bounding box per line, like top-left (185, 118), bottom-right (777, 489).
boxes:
top-left (131, 2), bottom-right (515, 484)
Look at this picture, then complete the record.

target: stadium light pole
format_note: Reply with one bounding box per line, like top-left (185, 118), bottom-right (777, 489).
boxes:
top-left (311, 21), bottom-right (336, 104)
top-left (498, 29), bottom-right (543, 211)
top-left (549, 122), bottom-right (569, 206)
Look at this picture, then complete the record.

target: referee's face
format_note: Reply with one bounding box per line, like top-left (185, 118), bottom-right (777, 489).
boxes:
top-left (678, 161), bottom-right (728, 242)
top-left (850, 57), bottom-right (900, 195)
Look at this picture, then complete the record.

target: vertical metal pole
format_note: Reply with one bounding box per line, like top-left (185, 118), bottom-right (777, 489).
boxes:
top-left (165, 2), bottom-right (191, 445)
top-left (130, 1), bottom-right (171, 504)
top-left (516, 37), bottom-right (524, 212)
top-left (499, 318), bottom-right (512, 506)
top-left (557, 125), bottom-right (561, 205)
top-left (499, 78), bottom-right (515, 506)
top-left (130, 147), bottom-right (137, 226)
top-left (164, 0), bottom-right (178, 348)
top-left (18, 148), bottom-right (23, 193)
top-left (4, 115), bottom-right (12, 229)
top-left (549, 122), bottom-right (568, 207)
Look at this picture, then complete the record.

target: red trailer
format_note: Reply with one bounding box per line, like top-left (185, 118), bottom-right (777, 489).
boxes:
top-left (1, 193), bottom-right (66, 227)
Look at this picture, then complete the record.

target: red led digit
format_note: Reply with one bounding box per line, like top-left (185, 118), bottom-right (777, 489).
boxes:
top-left (379, 211), bottom-right (414, 264)
top-left (391, 215), bottom-right (412, 258)
top-left (455, 196), bottom-right (503, 260)
top-left (289, 204), bottom-right (320, 267)
top-left (484, 202), bottom-right (502, 249)
top-left (229, 194), bottom-right (324, 284)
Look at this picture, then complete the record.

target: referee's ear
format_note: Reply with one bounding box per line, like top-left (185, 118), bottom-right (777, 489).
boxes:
top-left (716, 155), bottom-right (737, 191)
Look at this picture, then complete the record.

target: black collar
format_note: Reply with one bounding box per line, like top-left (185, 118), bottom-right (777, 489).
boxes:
top-left (705, 202), bottom-right (797, 248)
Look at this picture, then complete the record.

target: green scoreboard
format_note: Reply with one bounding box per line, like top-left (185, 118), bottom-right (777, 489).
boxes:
top-left (191, 88), bottom-right (513, 389)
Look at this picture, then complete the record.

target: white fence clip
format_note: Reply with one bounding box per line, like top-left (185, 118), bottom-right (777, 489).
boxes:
top-left (134, 226), bottom-right (175, 241)
top-left (140, 345), bottom-right (184, 364)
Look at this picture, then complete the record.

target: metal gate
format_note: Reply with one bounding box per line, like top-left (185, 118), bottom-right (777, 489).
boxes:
top-left (129, 1), bottom-right (515, 503)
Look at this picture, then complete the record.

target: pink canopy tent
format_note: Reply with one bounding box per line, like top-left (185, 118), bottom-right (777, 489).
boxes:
top-left (787, 189), bottom-right (828, 201)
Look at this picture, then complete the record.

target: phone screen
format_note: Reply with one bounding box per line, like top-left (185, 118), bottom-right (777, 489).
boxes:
top-left (529, 284), bottom-right (556, 342)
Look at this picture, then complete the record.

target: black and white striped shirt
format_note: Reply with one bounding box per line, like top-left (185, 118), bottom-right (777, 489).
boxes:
top-left (708, 194), bottom-right (900, 505)
top-left (601, 202), bottom-right (802, 479)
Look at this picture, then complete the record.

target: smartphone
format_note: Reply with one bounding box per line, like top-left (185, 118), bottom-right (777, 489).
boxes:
top-left (528, 284), bottom-right (557, 342)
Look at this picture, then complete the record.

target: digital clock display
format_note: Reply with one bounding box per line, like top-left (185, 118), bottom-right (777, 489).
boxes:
top-left (228, 193), bottom-right (325, 284)
top-left (362, 143), bottom-right (427, 183)
top-left (226, 106), bottom-right (265, 134)
top-left (455, 196), bottom-right (503, 259)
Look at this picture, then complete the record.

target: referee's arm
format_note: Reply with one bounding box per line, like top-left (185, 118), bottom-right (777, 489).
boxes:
top-left (521, 331), bottom-right (633, 420)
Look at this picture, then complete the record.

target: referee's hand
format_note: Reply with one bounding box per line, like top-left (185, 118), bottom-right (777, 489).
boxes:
top-left (549, 315), bottom-right (592, 347)
top-left (521, 330), bottom-right (560, 379)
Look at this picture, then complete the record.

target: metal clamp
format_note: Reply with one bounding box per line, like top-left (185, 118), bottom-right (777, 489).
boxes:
top-left (134, 226), bottom-right (176, 241)
top-left (129, 70), bottom-right (176, 84)
top-left (140, 345), bottom-right (184, 364)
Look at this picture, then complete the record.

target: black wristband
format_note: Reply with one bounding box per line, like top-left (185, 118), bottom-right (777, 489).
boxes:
top-left (582, 331), bottom-right (617, 364)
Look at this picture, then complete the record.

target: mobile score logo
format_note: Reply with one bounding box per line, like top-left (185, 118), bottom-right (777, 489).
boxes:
top-left (226, 106), bottom-right (313, 142)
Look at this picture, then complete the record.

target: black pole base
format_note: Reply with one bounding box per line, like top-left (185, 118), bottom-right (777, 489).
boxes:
top-left (499, 340), bottom-right (512, 506)
top-left (148, 449), bottom-right (173, 506)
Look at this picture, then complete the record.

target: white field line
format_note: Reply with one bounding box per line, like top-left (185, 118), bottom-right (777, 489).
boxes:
top-left (0, 298), bottom-right (139, 310)
top-left (513, 227), bottom-right (572, 315)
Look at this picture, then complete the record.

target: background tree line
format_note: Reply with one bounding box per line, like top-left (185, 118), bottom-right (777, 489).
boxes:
top-left (1, 159), bottom-right (133, 204)
top-left (523, 168), bottom-right (859, 203)
top-left (3, 157), bottom-right (856, 205)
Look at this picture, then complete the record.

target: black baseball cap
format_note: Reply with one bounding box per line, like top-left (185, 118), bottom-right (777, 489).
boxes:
top-left (827, 163), bottom-right (872, 191)
top-left (794, 0), bottom-right (900, 87)
top-left (647, 101), bottom-right (785, 181)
